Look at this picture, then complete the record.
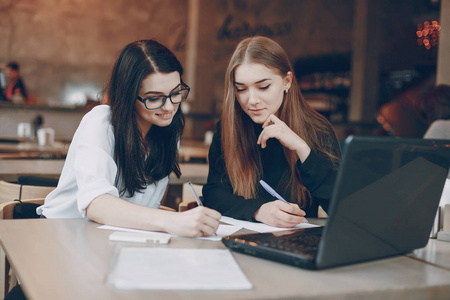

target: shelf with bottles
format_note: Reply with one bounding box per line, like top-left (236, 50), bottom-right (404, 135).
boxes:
top-left (298, 71), bottom-right (351, 123)
top-left (299, 71), bottom-right (351, 97)
top-left (303, 92), bottom-right (348, 123)
top-left (294, 53), bottom-right (352, 122)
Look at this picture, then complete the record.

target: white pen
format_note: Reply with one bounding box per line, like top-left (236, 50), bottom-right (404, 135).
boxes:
top-left (259, 180), bottom-right (289, 203)
top-left (259, 179), bottom-right (309, 223)
top-left (187, 181), bottom-right (203, 206)
top-left (186, 181), bottom-right (218, 235)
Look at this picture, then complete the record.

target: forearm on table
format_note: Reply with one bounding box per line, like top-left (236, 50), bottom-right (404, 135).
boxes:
top-left (86, 194), bottom-right (173, 232)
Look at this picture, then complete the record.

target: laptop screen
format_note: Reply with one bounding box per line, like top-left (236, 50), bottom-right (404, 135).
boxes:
top-left (222, 136), bottom-right (450, 270)
top-left (316, 136), bottom-right (450, 268)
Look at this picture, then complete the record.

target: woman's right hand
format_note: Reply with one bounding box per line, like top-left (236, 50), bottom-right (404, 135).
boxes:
top-left (166, 206), bottom-right (222, 237)
top-left (254, 200), bottom-right (307, 228)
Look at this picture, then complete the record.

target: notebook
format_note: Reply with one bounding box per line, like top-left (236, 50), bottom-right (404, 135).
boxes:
top-left (222, 136), bottom-right (450, 269)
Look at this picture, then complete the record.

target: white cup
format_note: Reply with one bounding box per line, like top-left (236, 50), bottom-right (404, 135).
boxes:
top-left (37, 128), bottom-right (55, 147)
top-left (17, 123), bottom-right (32, 138)
top-left (204, 130), bottom-right (214, 145)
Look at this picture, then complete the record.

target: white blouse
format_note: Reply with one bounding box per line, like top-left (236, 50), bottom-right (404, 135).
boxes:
top-left (37, 105), bottom-right (169, 218)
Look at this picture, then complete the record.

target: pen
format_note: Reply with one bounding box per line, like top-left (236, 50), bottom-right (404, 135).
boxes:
top-left (186, 181), bottom-right (217, 236)
top-left (259, 180), bottom-right (309, 223)
top-left (259, 180), bottom-right (289, 203)
top-left (187, 181), bottom-right (203, 206)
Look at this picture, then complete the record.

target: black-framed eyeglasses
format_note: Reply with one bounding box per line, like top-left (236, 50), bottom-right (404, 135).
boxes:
top-left (137, 82), bottom-right (190, 110)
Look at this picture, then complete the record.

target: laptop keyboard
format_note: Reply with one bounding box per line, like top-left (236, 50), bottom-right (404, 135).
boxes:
top-left (256, 227), bottom-right (323, 255)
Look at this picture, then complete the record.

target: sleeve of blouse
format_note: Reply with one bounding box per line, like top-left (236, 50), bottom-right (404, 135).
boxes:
top-left (202, 122), bottom-right (265, 221)
top-left (73, 107), bottom-right (120, 216)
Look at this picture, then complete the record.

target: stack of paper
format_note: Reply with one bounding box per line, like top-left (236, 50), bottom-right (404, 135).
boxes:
top-left (108, 248), bottom-right (252, 290)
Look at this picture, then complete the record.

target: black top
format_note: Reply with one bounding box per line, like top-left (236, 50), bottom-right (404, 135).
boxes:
top-left (13, 78), bottom-right (28, 98)
top-left (202, 121), bottom-right (341, 221)
top-left (4, 77), bottom-right (28, 101)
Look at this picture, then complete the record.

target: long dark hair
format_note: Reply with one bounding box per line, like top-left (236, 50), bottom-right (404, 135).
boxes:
top-left (107, 40), bottom-right (185, 197)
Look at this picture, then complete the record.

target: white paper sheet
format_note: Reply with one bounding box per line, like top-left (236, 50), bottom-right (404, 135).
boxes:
top-left (219, 216), bottom-right (319, 233)
top-left (99, 215), bottom-right (318, 240)
top-left (109, 248), bottom-right (252, 290)
top-left (98, 223), bottom-right (242, 241)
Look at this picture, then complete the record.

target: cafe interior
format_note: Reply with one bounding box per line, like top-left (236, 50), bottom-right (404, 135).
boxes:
top-left (0, 0), bottom-right (448, 200)
top-left (0, 0), bottom-right (449, 299)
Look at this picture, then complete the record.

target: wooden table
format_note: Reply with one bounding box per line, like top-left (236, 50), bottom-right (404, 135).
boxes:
top-left (0, 158), bottom-right (208, 209)
top-left (0, 141), bottom-right (69, 159)
top-left (0, 218), bottom-right (449, 300)
top-left (0, 139), bottom-right (209, 162)
top-left (0, 159), bottom-right (208, 184)
top-left (0, 159), bottom-right (64, 182)
top-left (410, 238), bottom-right (450, 270)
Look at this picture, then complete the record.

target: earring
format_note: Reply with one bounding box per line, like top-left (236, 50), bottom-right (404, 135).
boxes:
top-left (285, 88), bottom-right (289, 94)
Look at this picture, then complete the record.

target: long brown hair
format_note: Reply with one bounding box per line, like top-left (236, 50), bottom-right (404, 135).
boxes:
top-left (222, 36), bottom-right (340, 208)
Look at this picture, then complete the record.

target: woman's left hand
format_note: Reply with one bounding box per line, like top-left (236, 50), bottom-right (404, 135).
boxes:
top-left (257, 114), bottom-right (311, 163)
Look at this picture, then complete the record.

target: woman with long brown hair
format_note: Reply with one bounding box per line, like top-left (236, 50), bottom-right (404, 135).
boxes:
top-left (203, 36), bottom-right (341, 227)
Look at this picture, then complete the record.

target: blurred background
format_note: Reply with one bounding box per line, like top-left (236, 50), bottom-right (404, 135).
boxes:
top-left (0, 0), bottom-right (448, 141)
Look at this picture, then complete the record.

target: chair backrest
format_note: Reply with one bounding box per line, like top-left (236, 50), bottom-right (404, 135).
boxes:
top-left (0, 198), bottom-right (45, 219)
top-left (0, 180), bottom-right (55, 204)
top-left (0, 197), bottom-right (45, 297)
top-left (21, 185), bottom-right (54, 201)
top-left (318, 205), bottom-right (328, 218)
top-left (0, 181), bottom-right (21, 204)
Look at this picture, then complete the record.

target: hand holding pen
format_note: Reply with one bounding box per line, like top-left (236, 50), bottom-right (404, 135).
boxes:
top-left (186, 181), bottom-right (219, 236)
top-left (255, 180), bottom-right (308, 227)
top-left (186, 181), bottom-right (204, 207)
top-left (259, 180), bottom-right (289, 204)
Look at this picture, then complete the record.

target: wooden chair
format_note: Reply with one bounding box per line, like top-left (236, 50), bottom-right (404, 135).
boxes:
top-left (0, 180), bottom-right (55, 204)
top-left (0, 198), bottom-right (45, 298)
top-left (0, 177), bottom-right (56, 297)
top-left (160, 205), bottom-right (176, 212)
top-left (318, 205), bottom-right (328, 218)
top-left (0, 198), bottom-right (44, 220)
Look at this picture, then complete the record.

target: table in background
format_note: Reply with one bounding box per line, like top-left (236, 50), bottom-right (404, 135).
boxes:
top-left (0, 219), bottom-right (449, 300)
top-left (0, 139), bottom-right (210, 162)
top-left (0, 159), bottom-right (208, 184)
top-left (0, 159), bottom-right (64, 182)
top-left (410, 238), bottom-right (450, 269)
top-left (0, 159), bottom-right (208, 209)
top-left (0, 141), bottom-right (69, 159)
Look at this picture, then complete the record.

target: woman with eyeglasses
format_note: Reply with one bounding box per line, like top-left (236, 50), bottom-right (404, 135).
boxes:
top-left (37, 40), bottom-right (221, 237)
top-left (202, 36), bottom-right (341, 228)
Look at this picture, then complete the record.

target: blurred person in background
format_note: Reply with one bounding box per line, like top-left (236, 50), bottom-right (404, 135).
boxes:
top-left (4, 61), bottom-right (31, 104)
